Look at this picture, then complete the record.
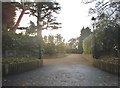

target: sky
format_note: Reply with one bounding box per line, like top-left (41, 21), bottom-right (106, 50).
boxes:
top-left (16, 0), bottom-right (96, 42)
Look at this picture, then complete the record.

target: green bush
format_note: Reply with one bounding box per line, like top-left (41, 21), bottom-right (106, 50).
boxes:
top-left (44, 43), bottom-right (56, 55)
top-left (83, 34), bottom-right (93, 54)
top-left (2, 57), bottom-right (40, 64)
top-left (2, 31), bottom-right (39, 58)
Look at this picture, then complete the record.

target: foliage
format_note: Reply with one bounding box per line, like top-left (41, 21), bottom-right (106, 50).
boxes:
top-left (55, 34), bottom-right (63, 43)
top-left (83, 0), bottom-right (120, 23)
top-left (48, 35), bottom-right (54, 43)
top-left (89, 1), bottom-right (120, 58)
top-left (89, 1), bottom-right (120, 23)
top-left (23, 2), bottom-right (61, 31)
top-left (44, 43), bottom-right (56, 55)
top-left (2, 31), bottom-right (39, 58)
top-left (83, 0), bottom-right (120, 58)
top-left (56, 42), bottom-right (65, 53)
top-left (68, 38), bottom-right (78, 49)
top-left (65, 38), bottom-right (79, 53)
top-left (2, 1), bottom-right (61, 60)
top-left (15, 1), bottom-right (61, 30)
top-left (80, 27), bottom-right (91, 40)
top-left (43, 34), bottom-right (65, 55)
top-left (78, 36), bottom-right (83, 53)
top-left (7, 1), bottom-right (61, 32)
top-left (83, 34), bottom-right (93, 54)
top-left (78, 27), bottom-right (91, 53)
top-left (93, 19), bottom-right (120, 58)
top-left (2, 57), bottom-right (40, 64)
top-left (26, 21), bottom-right (37, 35)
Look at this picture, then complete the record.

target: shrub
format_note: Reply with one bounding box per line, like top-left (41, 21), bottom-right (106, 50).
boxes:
top-left (83, 34), bottom-right (93, 54)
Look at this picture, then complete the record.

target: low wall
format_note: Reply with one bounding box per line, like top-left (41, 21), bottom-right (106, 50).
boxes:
top-left (93, 59), bottom-right (119, 75)
top-left (2, 59), bottom-right (43, 76)
top-left (82, 54), bottom-right (119, 75)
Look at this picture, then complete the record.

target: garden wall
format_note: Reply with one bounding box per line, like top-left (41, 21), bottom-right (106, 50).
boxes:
top-left (93, 59), bottom-right (119, 75)
top-left (2, 59), bottom-right (43, 76)
top-left (82, 54), bottom-right (119, 75)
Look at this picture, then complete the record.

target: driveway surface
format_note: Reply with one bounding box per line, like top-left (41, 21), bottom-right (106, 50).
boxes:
top-left (2, 54), bottom-right (119, 86)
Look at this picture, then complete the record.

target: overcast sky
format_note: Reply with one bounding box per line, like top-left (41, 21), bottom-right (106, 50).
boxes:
top-left (16, 0), bottom-right (96, 42)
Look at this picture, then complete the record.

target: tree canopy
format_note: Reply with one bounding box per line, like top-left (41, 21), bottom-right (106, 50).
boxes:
top-left (78, 27), bottom-right (91, 53)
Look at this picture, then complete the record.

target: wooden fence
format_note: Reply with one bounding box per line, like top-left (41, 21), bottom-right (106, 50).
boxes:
top-left (2, 59), bottom-right (43, 76)
top-left (93, 59), bottom-right (120, 75)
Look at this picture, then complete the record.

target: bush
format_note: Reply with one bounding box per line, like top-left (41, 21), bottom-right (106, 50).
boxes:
top-left (2, 31), bottom-right (39, 58)
top-left (44, 43), bottom-right (56, 55)
top-left (83, 34), bottom-right (93, 54)
top-left (2, 57), bottom-right (40, 64)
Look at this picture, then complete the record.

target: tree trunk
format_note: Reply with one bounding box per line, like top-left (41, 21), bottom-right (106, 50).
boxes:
top-left (37, 4), bottom-right (43, 59)
top-left (11, 8), bottom-right (25, 32)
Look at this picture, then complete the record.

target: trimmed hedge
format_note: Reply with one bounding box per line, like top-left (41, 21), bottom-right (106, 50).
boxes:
top-left (83, 34), bottom-right (93, 54)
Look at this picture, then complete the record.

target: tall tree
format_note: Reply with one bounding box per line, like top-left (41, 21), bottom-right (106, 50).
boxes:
top-left (68, 38), bottom-right (78, 49)
top-left (3, 1), bottom-right (61, 59)
top-left (92, 15), bottom-right (120, 58)
top-left (86, 0), bottom-right (120, 58)
top-left (81, 27), bottom-right (91, 40)
top-left (48, 35), bottom-right (54, 43)
top-left (12, 1), bottom-right (61, 31)
top-left (78, 27), bottom-right (91, 53)
top-left (88, 0), bottom-right (120, 23)
top-left (20, 2), bottom-right (61, 58)
top-left (55, 34), bottom-right (63, 45)
top-left (12, 2), bottom-right (34, 32)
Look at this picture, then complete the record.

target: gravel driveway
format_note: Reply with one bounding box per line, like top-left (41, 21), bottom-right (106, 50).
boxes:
top-left (2, 54), bottom-right (119, 86)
